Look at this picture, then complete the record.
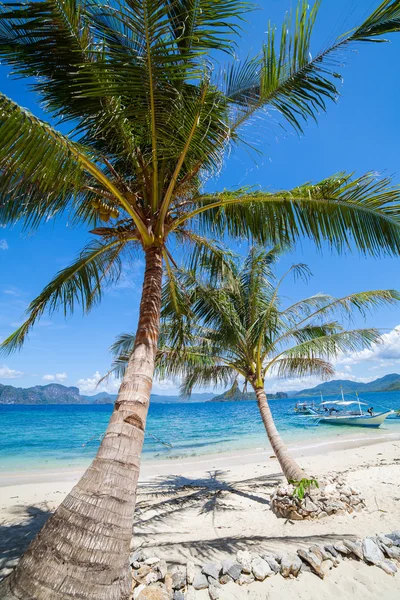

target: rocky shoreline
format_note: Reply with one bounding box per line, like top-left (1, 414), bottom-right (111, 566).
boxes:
top-left (129, 530), bottom-right (400, 599)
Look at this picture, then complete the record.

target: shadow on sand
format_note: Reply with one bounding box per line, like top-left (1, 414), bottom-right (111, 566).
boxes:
top-left (0, 505), bottom-right (52, 579)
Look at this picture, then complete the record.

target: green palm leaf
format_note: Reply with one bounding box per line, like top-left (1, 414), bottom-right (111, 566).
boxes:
top-left (180, 173), bottom-right (400, 256)
top-left (227, 0), bottom-right (400, 134)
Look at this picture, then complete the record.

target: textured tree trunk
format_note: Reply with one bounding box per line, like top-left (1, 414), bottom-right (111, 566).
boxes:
top-left (0, 246), bottom-right (163, 600)
top-left (254, 385), bottom-right (307, 482)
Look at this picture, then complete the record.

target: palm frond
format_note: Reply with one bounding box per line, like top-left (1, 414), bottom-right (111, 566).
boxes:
top-left (227, 0), bottom-right (400, 134)
top-left (0, 239), bottom-right (127, 353)
top-left (0, 92), bottom-right (90, 228)
top-left (270, 328), bottom-right (382, 368)
top-left (180, 364), bottom-right (236, 398)
top-left (184, 173), bottom-right (400, 256)
top-left (269, 357), bottom-right (334, 379)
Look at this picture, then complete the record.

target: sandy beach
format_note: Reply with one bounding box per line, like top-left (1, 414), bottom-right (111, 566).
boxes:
top-left (1, 435), bottom-right (400, 599)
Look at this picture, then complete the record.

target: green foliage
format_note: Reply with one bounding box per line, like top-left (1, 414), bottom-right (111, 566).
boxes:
top-left (104, 247), bottom-right (400, 395)
top-left (2, 1), bottom-right (400, 351)
top-left (289, 478), bottom-right (319, 501)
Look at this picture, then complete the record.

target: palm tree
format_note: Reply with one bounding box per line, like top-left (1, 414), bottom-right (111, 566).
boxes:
top-left (106, 247), bottom-right (400, 483)
top-left (2, 0), bottom-right (400, 597)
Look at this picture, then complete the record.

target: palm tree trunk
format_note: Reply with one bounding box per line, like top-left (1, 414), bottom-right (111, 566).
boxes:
top-left (1, 246), bottom-right (163, 600)
top-left (254, 385), bottom-right (307, 482)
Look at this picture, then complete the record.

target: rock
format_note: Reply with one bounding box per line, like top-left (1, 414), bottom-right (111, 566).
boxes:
top-left (221, 559), bottom-right (234, 575)
top-left (132, 561), bottom-right (141, 570)
top-left (297, 549), bottom-right (324, 579)
top-left (262, 555), bottom-right (280, 574)
top-left (343, 539), bottom-right (364, 560)
top-left (144, 572), bottom-right (161, 585)
top-left (133, 565), bottom-right (153, 584)
top-left (309, 545), bottom-right (332, 562)
top-left (165, 574), bottom-right (173, 597)
top-left (134, 585), bottom-right (146, 600)
top-left (303, 497), bottom-right (319, 513)
top-left (219, 574), bottom-right (232, 585)
top-left (186, 588), bottom-right (196, 600)
top-left (137, 588), bottom-right (170, 600)
top-left (131, 549), bottom-right (146, 564)
top-left (155, 560), bottom-right (168, 580)
top-left (324, 545), bottom-right (339, 559)
top-left (289, 510), bottom-right (303, 520)
top-left (209, 584), bottom-right (221, 600)
top-left (237, 573), bottom-right (255, 585)
top-left (202, 563), bottom-right (222, 581)
top-left (317, 511), bottom-right (328, 519)
top-left (145, 556), bottom-right (161, 566)
top-left (280, 554), bottom-right (302, 578)
top-left (173, 592), bottom-right (185, 600)
top-left (236, 550), bottom-right (252, 573)
top-left (321, 559), bottom-right (334, 575)
top-left (381, 545), bottom-right (400, 560)
top-left (226, 562), bottom-right (242, 581)
top-left (251, 556), bottom-right (272, 581)
top-left (386, 531), bottom-right (400, 547)
top-left (172, 571), bottom-right (186, 590)
top-left (333, 542), bottom-right (350, 556)
top-left (377, 534), bottom-right (393, 548)
top-left (377, 560), bottom-right (397, 576)
top-left (193, 572), bottom-right (209, 590)
top-left (186, 562), bottom-right (195, 585)
top-left (362, 538), bottom-right (385, 565)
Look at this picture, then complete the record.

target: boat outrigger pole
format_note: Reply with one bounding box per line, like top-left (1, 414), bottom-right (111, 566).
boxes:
top-left (356, 391), bottom-right (362, 415)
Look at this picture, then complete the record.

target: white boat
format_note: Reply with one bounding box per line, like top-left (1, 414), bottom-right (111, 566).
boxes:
top-left (307, 389), bottom-right (393, 428)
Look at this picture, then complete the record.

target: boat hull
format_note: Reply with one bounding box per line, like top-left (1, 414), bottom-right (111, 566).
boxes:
top-left (308, 410), bottom-right (392, 428)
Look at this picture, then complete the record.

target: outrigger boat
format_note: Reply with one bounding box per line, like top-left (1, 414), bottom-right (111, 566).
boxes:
top-left (294, 401), bottom-right (315, 415)
top-left (307, 389), bottom-right (392, 428)
top-left (294, 394), bottom-right (321, 415)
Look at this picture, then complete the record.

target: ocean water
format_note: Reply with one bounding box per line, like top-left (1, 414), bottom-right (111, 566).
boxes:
top-left (1, 392), bottom-right (400, 473)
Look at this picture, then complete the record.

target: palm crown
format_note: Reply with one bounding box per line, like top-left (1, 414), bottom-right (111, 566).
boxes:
top-left (3, 1), bottom-right (400, 352)
top-left (106, 247), bottom-right (400, 395)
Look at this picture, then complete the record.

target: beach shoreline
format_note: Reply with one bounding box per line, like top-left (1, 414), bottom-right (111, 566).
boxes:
top-left (1, 434), bottom-right (400, 598)
top-left (1, 426), bottom-right (400, 487)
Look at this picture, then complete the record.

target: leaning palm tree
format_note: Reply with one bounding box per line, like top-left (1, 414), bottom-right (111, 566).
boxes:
top-left (2, 1), bottom-right (400, 598)
top-left (106, 247), bottom-right (400, 482)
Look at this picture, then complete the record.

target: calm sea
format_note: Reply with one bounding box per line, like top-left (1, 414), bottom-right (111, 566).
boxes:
top-left (1, 393), bottom-right (400, 473)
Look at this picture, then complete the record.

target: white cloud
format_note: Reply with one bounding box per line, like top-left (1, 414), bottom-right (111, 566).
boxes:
top-left (0, 365), bottom-right (23, 379)
top-left (4, 289), bottom-right (19, 297)
top-left (0, 239), bottom-right (8, 250)
top-left (43, 372), bottom-right (68, 383)
top-left (55, 372), bottom-right (68, 382)
top-left (77, 371), bottom-right (121, 395)
top-left (336, 325), bottom-right (400, 367)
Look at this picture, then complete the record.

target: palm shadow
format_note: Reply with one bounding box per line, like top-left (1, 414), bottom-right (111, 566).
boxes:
top-left (134, 469), bottom-right (282, 530)
top-left (0, 505), bottom-right (52, 580)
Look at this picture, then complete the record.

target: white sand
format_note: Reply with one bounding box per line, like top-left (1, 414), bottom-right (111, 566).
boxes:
top-left (1, 436), bottom-right (400, 598)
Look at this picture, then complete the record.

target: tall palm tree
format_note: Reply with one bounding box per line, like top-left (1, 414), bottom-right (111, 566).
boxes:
top-left (106, 246), bottom-right (400, 483)
top-left (2, 1), bottom-right (400, 598)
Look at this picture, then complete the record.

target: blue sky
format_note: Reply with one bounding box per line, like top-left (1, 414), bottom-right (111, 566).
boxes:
top-left (1, 0), bottom-right (400, 395)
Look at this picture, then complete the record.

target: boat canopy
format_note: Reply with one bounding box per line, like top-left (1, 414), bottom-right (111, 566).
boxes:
top-left (320, 400), bottom-right (368, 406)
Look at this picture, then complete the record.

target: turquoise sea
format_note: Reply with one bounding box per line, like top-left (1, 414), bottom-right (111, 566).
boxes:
top-left (1, 392), bottom-right (400, 473)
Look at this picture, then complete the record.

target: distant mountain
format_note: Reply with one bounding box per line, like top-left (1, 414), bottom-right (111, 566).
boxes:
top-left (89, 392), bottom-right (215, 404)
top-left (295, 373), bottom-right (400, 397)
top-left (208, 390), bottom-right (287, 402)
top-left (0, 383), bottom-right (82, 405)
top-left (2, 374), bottom-right (399, 404)
top-left (0, 383), bottom-right (214, 405)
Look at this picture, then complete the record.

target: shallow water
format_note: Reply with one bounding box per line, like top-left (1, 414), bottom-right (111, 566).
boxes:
top-left (1, 392), bottom-right (399, 472)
